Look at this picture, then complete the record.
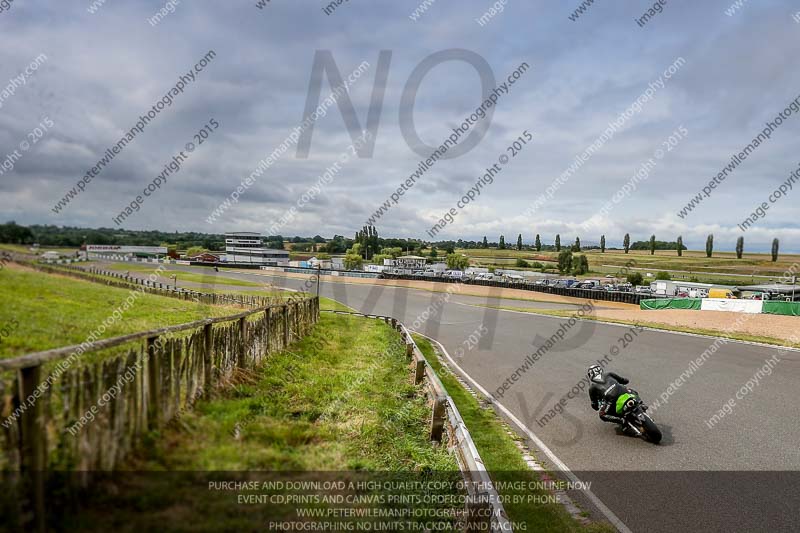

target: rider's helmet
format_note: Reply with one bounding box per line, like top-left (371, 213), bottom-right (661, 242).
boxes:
top-left (587, 364), bottom-right (604, 383)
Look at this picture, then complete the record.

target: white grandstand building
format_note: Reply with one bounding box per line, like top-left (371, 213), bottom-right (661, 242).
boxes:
top-left (224, 232), bottom-right (289, 266)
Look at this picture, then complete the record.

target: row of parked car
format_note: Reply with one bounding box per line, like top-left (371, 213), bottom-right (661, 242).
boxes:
top-left (409, 269), bottom-right (467, 280)
top-left (532, 278), bottom-right (651, 293)
top-left (401, 270), bottom-right (655, 293)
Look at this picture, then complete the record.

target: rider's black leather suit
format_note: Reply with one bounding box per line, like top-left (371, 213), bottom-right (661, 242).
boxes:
top-left (589, 372), bottom-right (631, 423)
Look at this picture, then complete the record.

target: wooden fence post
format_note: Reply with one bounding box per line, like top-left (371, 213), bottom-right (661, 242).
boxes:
top-left (146, 336), bottom-right (160, 428)
top-left (204, 323), bottom-right (213, 395)
top-left (238, 317), bottom-right (247, 368)
top-left (414, 359), bottom-right (425, 385)
top-left (283, 306), bottom-right (289, 347)
top-left (264, 308), bottom-right (271, 352)
top-left (19, 365), bottom-right (46, 532)
top-left (430, 395), bottom-right (445, 442)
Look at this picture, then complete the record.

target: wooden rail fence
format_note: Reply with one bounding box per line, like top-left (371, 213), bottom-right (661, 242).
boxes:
top-left (0, 296), bottom-right (319, 530)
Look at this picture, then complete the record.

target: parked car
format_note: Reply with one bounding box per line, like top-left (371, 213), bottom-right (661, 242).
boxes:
top-left (708, 288), bottom-right (735, 299)
top-left (634, 286), bottom-right (651, 294)
top-left (748, 292), bottom-right (769, 300)
top-left (445, 270), bottom-right (464, 280)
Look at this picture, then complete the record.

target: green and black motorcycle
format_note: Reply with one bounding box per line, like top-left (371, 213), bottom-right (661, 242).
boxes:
top-left (615, 389), bottom-right (662, 444)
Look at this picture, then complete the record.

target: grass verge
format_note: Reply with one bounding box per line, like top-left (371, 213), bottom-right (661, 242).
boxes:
top-left (413, 334), bottom-right (614, 533)
top-left (0, 266), bottom-right (243, 357)
top-left (104, 262), bottom-right (262, 287)
top-left (133, 314), bottom-right (456, 471)
top-left (62, 313), bottom-right (460, 531)
top-left (319, 297), bottom-right (357, 312)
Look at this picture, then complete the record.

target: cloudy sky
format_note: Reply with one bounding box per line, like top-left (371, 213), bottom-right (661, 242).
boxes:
top-left (1, 0), bottom-right (799, 251)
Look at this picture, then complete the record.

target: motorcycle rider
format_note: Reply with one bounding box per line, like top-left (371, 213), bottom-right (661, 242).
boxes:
top-left (587, 364), bottom-right (642, 424)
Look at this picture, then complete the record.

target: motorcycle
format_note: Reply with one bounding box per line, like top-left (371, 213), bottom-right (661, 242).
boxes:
top-left (614, 389), bottom-right (662, 444)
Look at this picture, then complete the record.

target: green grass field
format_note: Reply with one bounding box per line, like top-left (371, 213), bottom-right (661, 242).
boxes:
top-left (131, 314), bottom-right (456, 471)
top-left (0, 267), bottom-right (244, 358)
top-left (414, 335), bottom-right (612, 532)
top-left (104, 263), bottom-right (263, 287)
top-left (0, 243), bottom-right (79, 255)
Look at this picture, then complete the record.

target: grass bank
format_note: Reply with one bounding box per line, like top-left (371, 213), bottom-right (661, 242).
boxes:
top-left (132, 313), bottom-right (456, 471)
top-left (413, 335), bottom-right (613, 532)
top-left (105, 262), bottom-right (262, 287)
top-left (65, 313), bottom-right (460, 531)
top-left (0, 266), bottom-right (243, 357)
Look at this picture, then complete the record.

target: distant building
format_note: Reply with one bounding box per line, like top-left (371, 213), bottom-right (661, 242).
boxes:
top-left (650, 280), bottom-right (720, 298)
top-left (188, 252), bottom-right (221, 263)
top-left (734, 284), bottom-right (800, 301)
top-left (308, 257), bottom-right (332, 269)
top-left (224, 232), bottom-right (289, 266)
top-left (86, 245), bottom-right (167, 259)
top-left (426, 262), bottom-right (447, 273)
top-left (396, 255), bottom-right (427, 270)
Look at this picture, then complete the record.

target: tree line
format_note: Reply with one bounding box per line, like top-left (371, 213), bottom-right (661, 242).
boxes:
top-left (466, 232), bottom-right (783, 262)
top-left (1, 222), bottom-right (786, 263)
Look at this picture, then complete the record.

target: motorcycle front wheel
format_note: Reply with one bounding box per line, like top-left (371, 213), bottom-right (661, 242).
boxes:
top-left (642, 415), bottom-right (662, 444)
